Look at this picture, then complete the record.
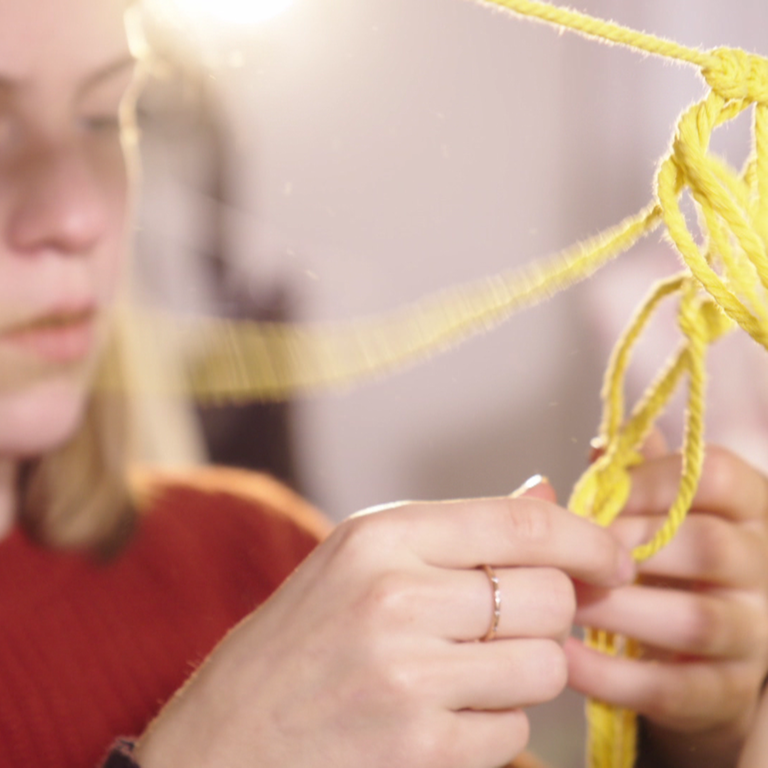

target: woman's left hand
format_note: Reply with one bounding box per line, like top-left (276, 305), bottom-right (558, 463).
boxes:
top-left (565, 445), bottom-right (768, 768)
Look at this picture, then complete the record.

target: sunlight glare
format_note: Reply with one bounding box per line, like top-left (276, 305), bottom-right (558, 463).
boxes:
top-left (156, 0), bottom-right (295, 28)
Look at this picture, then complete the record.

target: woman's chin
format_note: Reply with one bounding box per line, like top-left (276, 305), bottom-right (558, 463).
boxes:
top-left (0, 378), bottom-right (90, 459)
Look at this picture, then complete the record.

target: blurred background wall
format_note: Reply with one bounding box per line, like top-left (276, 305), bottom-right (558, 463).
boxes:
top-left (131, 1), bottom-right (768, 764)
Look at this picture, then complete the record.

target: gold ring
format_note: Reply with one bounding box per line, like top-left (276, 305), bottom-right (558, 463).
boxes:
top-left (480, 564), bottom-right (501, 642)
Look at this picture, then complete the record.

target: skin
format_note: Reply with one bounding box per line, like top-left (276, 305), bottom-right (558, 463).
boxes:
top-left (567, 442), bottom-right (768, 768)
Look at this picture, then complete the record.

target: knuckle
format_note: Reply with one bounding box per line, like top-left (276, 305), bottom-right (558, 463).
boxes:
top-left (537, 568), bottom-right (577, 635)
top-left (359, 639), bottom-right (423, 710)
top-left (678, 598), bottom-right (723, 654)
top-left (503, 501), bottom-right (555, 548)
top-left (689, 514), bottom-right (730, 577)
top-left (356, 571), bottom-right (420, 634)
top-left (636, 663), bottom-right (703, 724)
top-left (384, 715), bottom-right (452, 768)
top-left (505, 711), bottom-right (531, 756)
top-left (701, 445), bottom-right (739, 503)
top-left (531, 639), bottom-right (569, 699)
top-left (378, 657), bottom-right (422, 702)
top-left (645, 675), bottom-right (686, 723)
top-left (332, 512), bottom-right (403, 573)
top-left (405, 723), bottom-right (448, 768)
top-left (593, 530), bottom-right (623, 579)
top-left (333, 512), bottom-right (397, 565)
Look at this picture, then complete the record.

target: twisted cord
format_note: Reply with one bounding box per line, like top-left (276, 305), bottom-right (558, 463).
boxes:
top-left (476, 0), bottom-right (708, 68)
top-left (109, 204), bottom-right (661, 399)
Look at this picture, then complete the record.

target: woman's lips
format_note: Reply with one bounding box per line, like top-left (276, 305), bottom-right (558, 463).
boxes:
top-left (0, 310), bottom-right (97, 364)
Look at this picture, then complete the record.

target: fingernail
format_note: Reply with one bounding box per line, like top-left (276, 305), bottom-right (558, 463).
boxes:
top-left (589, 437), bottom-right (606, 464)
top-left (509, 474), bottom-right (549, 498)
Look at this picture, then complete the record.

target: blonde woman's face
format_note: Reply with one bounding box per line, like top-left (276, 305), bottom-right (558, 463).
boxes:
top-left (0, 0), bottom-right (136, 458)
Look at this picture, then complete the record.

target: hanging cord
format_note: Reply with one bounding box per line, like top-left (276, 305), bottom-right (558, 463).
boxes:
top-left (110, 202), bottom-right (660, 399)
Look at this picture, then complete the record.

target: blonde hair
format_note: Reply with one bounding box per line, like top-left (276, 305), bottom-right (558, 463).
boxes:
top-left (18, 329), bottom-right (137, 559)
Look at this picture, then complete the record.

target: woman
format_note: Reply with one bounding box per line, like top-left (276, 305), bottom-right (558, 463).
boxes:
top-left (1, 0), bottom-right (767, 766)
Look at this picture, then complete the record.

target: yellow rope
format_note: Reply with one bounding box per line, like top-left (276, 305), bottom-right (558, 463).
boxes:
top-left (101, 2), bottom-right (768, 765)
top-left (466, 3), bottom-right (768, 766)
top-left (111, 202), bottom-right (660, 399)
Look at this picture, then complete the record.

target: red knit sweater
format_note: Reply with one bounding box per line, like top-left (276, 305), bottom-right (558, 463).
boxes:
top-left (0, 467), bottom-right (328, 768)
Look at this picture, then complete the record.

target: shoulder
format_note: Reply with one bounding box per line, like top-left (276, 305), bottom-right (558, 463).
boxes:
top-left (127, 465), bottom-right (331, 596)
top-left (133, 464), bottom-right (330, 540)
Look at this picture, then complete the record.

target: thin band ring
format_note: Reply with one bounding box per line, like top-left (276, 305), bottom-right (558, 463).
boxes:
top-left (480, 564), bottom-right (501, 642)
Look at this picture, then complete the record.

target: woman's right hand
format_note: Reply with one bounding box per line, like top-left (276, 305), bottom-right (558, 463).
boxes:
top-left (135, 488), bottom-right (634, 768)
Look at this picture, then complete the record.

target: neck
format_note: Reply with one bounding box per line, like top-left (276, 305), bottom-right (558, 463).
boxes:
top-left (0, 460), bottom-right (18, 540)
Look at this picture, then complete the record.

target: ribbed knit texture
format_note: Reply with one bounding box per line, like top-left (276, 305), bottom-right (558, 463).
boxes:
top-left (0, 467), bottom-right (327, 768)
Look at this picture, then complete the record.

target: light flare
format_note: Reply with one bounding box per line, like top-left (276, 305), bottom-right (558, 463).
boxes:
top-left (147, 0), bottom-right (294, 29)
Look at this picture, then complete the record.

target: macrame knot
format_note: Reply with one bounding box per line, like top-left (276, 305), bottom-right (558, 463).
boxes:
top-left (570, 452), bottom-right (636, 528)
top-left (698, 298), bottom-right (735, 344)
top-left (702, 47), bottom-right (768, 104)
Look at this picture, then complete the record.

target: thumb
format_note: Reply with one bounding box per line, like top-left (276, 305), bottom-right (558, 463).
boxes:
top-left (511, 474), bottom-right (556, 503)
top-left (589, 427), bottom-right (670, 464)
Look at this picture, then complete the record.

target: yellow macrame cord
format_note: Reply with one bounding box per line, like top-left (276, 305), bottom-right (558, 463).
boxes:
top-left (94, 2), bottom-right (768, 766)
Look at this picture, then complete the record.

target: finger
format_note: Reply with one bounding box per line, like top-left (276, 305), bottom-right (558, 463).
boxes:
top-left (574, 582), bottom-right (760, 659)
top-left (639, 426), bottom-right (670, 461)
top-left (343, 497), bottom-right (634, 587)
top-left (510, 475), bottom-right (557, 503)
top-left (351, 566), bottom-right (576, 643)
top-left (589, 428), bottom-right (669, 464)
top-left (565, 636), bottom-right (756, 729)
top-left (437, 566), bottom-right (576, 642)
top-left (610, 513), bottom-right (766, 588)
top-left (377, 708), bottom-right (529, 768)
top-left (623, 446), bottom-right (768, 524)
top-left (448, 709), bottom-right (530, 768)
top-left (444, 638), bottom-right (567, 711)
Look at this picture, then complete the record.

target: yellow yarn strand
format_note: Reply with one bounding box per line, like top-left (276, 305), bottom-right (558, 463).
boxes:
top-left (94, 2), bottom-right (768, 766)
top-left (107, 203), bottom-right (661, 399)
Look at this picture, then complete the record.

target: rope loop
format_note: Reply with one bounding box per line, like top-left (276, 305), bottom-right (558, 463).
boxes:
top-left (570, 451), bottom-right (637, 528)
top-left (656, 85), bottom-right (768, 349)
top-left (698, 297), bottom-right (735, 343)
top-left (702, 47), bottom-right (768, 104)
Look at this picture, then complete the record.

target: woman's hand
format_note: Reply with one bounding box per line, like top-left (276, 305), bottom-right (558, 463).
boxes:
top-left (565, 445), bottom-right (768, 768)
top-left (135, 487), bottom-right (633, 768)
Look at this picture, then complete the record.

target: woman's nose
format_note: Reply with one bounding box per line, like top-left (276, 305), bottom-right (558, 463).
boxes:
top-left (6, 141), bottom-right (111, 257)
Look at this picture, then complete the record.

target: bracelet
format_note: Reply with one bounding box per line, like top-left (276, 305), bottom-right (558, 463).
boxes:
top-left (103, 738), bottom-right (141, 768)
